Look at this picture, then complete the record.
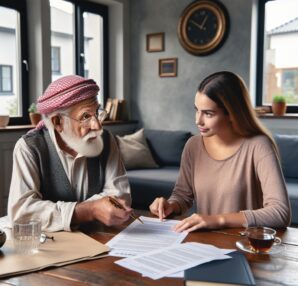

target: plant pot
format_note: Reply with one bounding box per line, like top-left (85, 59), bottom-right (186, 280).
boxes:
top-left (272, 102), bottom-right (287, 116)
top-left (29, 112), bottom-right (42, 126)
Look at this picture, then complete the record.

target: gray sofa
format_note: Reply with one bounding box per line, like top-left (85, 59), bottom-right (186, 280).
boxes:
top-left (274, 134), bottom-right (298, 226)
top-left (128, 129), bottom-right (192, 209)
top-left (127, 130), bottom-right (298, 226)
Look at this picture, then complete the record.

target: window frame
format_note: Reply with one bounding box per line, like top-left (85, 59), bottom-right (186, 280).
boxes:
top-left (0, 65), bottom-right (13, 93)
top-left (0, 0), bottom-right (29, 125)
top-left (63, 0), bottom-right (109, 106)
top-left (51, 46), bottom-right (61, 74)
top-left (256, 0), bottom-right (298, 113)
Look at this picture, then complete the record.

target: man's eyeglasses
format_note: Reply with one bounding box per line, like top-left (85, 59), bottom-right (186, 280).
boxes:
top-left (40, 233), bottom-right (54, 244)
top-left (62, 107), bottom-right (108, 128)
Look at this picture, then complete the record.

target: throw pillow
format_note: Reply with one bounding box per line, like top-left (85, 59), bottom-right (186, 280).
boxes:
top-left (116, 128), bottom-right (159, 170)
top-left (144, 129), bottom-right (192, 166)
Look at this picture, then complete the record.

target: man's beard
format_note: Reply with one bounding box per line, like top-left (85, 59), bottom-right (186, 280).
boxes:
top-left (60, 120), bottom-right (104, 157)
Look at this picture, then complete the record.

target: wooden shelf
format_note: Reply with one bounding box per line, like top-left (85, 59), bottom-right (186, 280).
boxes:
top-left (258, 113), bottom-right (298, 119)
top-left (0, 121), bottom-right (138, 132)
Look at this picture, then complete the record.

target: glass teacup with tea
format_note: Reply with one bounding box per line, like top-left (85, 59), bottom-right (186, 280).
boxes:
top-left (245, 226), bottom-right (281, 253)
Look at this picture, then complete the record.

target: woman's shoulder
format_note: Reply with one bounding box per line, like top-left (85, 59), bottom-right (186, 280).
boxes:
top-left (246, 134), bottom-right (269, 143)
top-left (186, 134), bottom-right (202, 145)
top-left (246, 134), bottom-right (272, 146)
top-left (183, 134), bottom-right (203, 152)
top-left (244, 135), bottom-right (275, 156)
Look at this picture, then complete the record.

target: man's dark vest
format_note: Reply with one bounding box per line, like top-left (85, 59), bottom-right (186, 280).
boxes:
top-left (22, 128), bottom-right (110, 202)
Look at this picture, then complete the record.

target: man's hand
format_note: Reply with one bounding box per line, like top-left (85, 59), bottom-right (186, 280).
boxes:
top-left (149, 197), bottom-right (176, 221)
top-left (92, 197), bottom-right (132, 226)
top-left (72, 197), bottom-right (132, 226)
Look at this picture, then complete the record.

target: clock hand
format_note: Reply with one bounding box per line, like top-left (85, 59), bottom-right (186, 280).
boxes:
top-left (190, 20), bottom-right (203, 30)
top-left (200, 15), bottom-right (208, 30)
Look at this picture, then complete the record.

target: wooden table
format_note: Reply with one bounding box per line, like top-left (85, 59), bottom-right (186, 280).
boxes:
top-left (1, 220), bottom-right (298, 286)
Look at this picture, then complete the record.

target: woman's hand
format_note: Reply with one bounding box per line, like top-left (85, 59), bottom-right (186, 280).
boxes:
top-left (149, 197), bottom-right (176, 220)
top-left (173, 213), bottom-right (225, 232)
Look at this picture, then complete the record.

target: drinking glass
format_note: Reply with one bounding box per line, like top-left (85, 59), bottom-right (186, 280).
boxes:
top-left (13, 218), bottom-right (41, 254)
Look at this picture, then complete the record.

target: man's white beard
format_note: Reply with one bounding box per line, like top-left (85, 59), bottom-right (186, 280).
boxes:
top-left (60, 121), bottom-right (104, 157)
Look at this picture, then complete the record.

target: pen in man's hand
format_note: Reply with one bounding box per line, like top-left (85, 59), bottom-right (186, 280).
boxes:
top-left (108, 196), bottom-right (144, 224)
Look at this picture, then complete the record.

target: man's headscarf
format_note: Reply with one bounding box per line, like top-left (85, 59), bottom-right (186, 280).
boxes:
top-left (37, 75), bottom-right (99, 114)
top-left (33, 75), bottom-right (99, 131)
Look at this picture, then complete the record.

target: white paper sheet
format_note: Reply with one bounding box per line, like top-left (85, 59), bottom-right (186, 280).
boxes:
top-left (116, 242), bottom-right (234, 280)
top-left (106, 216), bottom-right (188, 257)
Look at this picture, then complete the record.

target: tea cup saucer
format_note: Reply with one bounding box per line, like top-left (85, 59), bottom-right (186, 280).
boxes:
top-left (236, 239), bottom-right (285, 255)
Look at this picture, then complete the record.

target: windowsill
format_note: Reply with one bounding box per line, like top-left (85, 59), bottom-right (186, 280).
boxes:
top-left (0, 120), bottom-right (138, 132)
top-left (258, 113), bottom-right (298, 119)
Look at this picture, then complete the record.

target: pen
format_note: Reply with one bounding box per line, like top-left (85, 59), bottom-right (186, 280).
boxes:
top-left (108, 196), bottom-right (144, 224)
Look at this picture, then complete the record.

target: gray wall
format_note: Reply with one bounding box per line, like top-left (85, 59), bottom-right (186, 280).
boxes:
top-left (130, 0), bottom-right (253, 134)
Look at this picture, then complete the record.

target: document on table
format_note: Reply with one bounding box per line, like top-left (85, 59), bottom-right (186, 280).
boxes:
top-left (106, 216), bottom-right (188, 257)
top-left (115, 242), bottom-right (234, 280)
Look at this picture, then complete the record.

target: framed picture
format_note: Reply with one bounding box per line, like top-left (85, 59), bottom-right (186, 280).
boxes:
top-left (159, 58), bottom-right (177, 77)
top-left (110, 98), bottom-right (120, 121)
top-left (104, 98), bottom-right (113, 120)
top-left (146, 32), bottom-right (165, 52)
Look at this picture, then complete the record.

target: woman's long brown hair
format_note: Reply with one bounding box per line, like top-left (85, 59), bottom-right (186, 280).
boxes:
top-left (198, 71), bottom-right (279, 156)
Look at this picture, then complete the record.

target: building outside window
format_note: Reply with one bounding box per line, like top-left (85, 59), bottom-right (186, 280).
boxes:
top-left (0, 65), bottom-right (13, 93)
top-left (0, 1), bottom-right (28, 122)
top-left (257, 0), bottom-right (298, 112)
top-left (51, 46), bottom-right (61, 74)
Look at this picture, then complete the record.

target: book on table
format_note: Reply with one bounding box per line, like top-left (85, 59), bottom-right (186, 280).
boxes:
top-left (184, 251), bottom-right (256, 286)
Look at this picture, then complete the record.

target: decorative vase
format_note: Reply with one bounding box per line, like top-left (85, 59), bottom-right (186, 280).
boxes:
top-left (272, 102), bottom-right (287, 116)
top-left (29, 113), bottom-right (42, 126)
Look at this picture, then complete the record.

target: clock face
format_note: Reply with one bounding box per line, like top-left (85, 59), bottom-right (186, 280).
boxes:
top-left (178, 1), bottom-right (228, 56)
top-left (186, 9), bottom-right (218, 46)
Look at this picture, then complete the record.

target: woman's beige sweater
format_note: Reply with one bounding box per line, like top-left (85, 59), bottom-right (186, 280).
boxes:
top-left (169, 135), bottom-right (291, 227)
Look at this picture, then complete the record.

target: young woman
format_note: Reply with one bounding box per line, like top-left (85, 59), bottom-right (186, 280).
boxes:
top-left (150, 71), bottom-right (291, 232)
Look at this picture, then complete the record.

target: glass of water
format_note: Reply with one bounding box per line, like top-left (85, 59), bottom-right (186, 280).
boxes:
top-left (13, 218), bottom-right (41, 254)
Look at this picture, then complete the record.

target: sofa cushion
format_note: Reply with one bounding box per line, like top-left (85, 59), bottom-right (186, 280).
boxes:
top-left (144, 129), bottom-right (192, 166)
top-left (285, 178), bottom-right (298, 225)
top-left (127, 167), bottom-right (179, 209)
top-left (116, 129), bottom-right (159, 170)
top-left (274, 134), bottom-right (298, 178)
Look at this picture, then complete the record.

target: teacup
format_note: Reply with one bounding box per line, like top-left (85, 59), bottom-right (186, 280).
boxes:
top-left (245, 226), bottom-right (281, 253)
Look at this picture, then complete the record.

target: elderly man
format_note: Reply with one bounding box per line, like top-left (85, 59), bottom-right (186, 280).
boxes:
top-left (8, 75), bottom-right (132, 231)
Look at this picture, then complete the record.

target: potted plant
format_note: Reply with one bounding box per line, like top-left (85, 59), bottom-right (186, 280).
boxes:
top-left (28, 103), bottom-right (42, 126)
top-left (272, 95), bottom-right (287, 116)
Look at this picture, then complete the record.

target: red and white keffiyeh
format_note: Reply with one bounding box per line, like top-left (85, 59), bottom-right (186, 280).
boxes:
top-left (37, 75), bottom-right (99, 114)
top-left (31, 75), bottom-right (99, 131)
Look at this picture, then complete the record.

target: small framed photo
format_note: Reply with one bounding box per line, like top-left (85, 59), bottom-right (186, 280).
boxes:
top-left (159, 58), bottom-right (177, 77)
top-left (146, 32), bottom-right (165, 52)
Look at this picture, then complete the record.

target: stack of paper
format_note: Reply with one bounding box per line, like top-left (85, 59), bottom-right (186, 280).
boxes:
top-left (0, 231), bottom-right (109, 278)
top-left (107, 216), bottom-right (188, 257)
top-left (106, 216), bottom-right (235, 280)
top-left (116, 242), bottom-right (233, 280)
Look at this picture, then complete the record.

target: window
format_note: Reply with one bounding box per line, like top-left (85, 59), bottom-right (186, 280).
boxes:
top-left (256, 0), bottom-right (298, 112)
top-left (51, 47), bottom-right (61, 74)
top-left (50, 0), bottom-right (75, 81)
top-left (0, 65), bottom-right (13, 93)
top-left (0, 1), bottom-right (29, 122)
top-left (50, 0), bottom-right (108, 106)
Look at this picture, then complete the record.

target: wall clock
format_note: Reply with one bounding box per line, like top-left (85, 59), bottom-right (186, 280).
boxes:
top-left (177, 0), bottom-right (229, 56)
